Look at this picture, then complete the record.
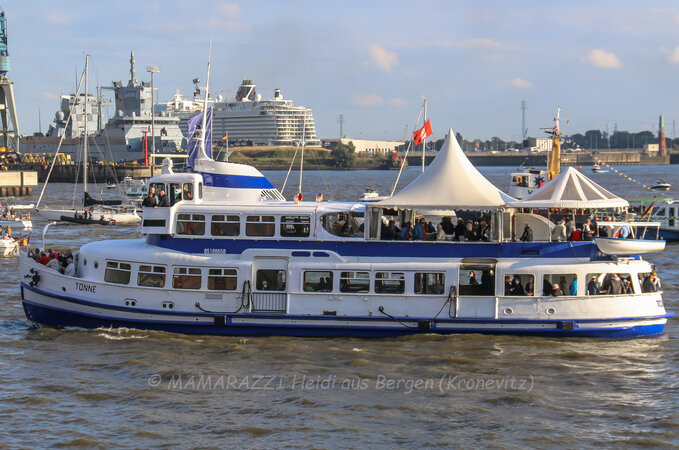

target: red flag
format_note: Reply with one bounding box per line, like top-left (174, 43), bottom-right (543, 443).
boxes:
top-left (413, 119), bottom-right (433, 146)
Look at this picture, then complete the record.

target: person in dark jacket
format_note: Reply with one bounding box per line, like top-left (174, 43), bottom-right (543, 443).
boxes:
top-left (158, 189), bottom-right (170, 207)
top-left (453, 218), bottom-right (466, 241)
top-left (519, 223), bottom-right (533, 242)
top-left (142, 187), bottom-right (158, 207)
top-left (587, 276), bottom-right (600, 295)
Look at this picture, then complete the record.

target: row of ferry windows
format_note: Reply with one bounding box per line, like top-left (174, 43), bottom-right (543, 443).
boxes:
top-left (105, 262), bottom-right (238, 290)
top-left (104, 262), bottom-right (640, 296)
top-left (176, 214), bottom-right (310, 238)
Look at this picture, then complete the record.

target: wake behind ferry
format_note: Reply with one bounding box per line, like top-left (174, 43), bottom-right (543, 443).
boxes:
top-left (19, 125), bottom-right (672, 337)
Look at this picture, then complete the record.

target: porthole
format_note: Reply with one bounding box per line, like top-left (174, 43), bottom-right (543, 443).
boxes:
top-left (93, 261), bottom-right (99, 269)
top-left (503, 307), bottom-right (513, 315)
top-left (83, 259), bottom-right (87, 266)
top-left (546, 307), bottom-right (556, 315)
top-left (61, 286), bottom-right (66, 292)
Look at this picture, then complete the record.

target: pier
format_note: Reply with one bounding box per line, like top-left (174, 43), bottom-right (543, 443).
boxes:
top-left (0, 170), bottom-right (37, 196)
top-left (12, 163), bottom-right (156, 183)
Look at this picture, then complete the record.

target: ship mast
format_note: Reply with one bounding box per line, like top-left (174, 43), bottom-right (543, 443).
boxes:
top-left (421, 97), bottom-right (427, 172)
top-left (297, 115), bottom-right (306, 201)
top-left (197, 40), bottom-right (212, 161)
top-left (545, 106), bottom-right (561, 180)
top-left (83, 54), bottom-right (89, 196)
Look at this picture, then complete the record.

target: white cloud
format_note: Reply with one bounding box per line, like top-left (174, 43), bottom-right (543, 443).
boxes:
top-left (44, 11), bottom-right (71, 25)
top-left (583, 49), bottom-right (622, 69)
top-left (352, 93), bottom-right (383, 107)
top-left (669, 46), bottom-right (679, 64)
top-left (219, 2), bottom-right (241, 18)
top-left (388, 98), bottom-right (408, 107)
top-left (368, 45), bottom-right (399, 72)
top-left (509, 78), bottom-right (532, 89)
top-left (43, 92), bottom-right (59, 101)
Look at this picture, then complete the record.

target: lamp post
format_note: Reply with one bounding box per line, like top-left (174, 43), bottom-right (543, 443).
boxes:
top-left (146, 65), bottom-right (160, 165)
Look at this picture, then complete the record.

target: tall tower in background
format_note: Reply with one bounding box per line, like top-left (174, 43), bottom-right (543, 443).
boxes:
top-left (0, 9), bottom-right (19, 152)
top-left (658, 114), bottom-right (666, 157)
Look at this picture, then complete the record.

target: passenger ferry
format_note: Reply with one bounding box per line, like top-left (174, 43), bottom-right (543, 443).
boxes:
top-left (19, 127), bottom-right (672, 337)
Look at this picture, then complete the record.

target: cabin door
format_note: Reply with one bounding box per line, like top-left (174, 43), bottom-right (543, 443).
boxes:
top-left (456, 260), bottom-right (497, 318)
top-left (251, 257), bottom-right (288, 313)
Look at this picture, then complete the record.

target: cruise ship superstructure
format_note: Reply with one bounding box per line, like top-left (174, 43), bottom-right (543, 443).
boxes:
top-left (161, 79), bottom-right (320, 146)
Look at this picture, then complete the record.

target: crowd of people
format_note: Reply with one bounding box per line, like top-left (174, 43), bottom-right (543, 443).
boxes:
top-left (29, 248), bottom-right (75, 276)
top-left (382, 216), bottom-right (490, 242)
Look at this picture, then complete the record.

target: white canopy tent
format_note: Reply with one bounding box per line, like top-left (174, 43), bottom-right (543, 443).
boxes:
top-left (508, 166), bottom-right (629, 209)
top-left (374, 128), bottom-right (514, 210)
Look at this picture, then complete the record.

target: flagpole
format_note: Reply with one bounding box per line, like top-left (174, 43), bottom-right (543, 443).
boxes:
top-left (422, 97), bottom-right (427, 172)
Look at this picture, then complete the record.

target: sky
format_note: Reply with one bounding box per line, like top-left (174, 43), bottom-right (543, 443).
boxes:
top-left (6, 1), bottom-right (679, 142)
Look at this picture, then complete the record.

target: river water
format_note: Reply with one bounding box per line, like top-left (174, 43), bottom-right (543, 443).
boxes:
top-left (0, 165), bottom-right (677, 447)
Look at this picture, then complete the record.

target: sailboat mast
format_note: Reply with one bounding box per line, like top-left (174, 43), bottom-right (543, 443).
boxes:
top-left (83, 54), bottom-right (88, 195)
top-left (422, 97), bottom-right (427, 173)
top-left (198, 41), bottom-right (212, 160)
top-left (298, 115), bottom-right (306, 198)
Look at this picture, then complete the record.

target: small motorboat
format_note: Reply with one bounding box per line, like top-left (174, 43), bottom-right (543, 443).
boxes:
top-left (591, 163), bottom-right (608, 173)
top-left (60, 215), bottom-right (115, 226)
top-left (359, 187), bottom-right (389, 203)
top-left (650, 179), bottom-right (671, 191)
top-left (595, 237), bottom-right (666, 255)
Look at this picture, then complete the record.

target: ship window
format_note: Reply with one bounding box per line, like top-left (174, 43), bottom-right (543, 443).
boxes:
top-left (150, 182), bottom-right (166, 197)
top-left (374, 272), bottom-right (405, 294)
top-left (586, 273), bottom-right (634, 295)
top-left (137, 265), bottom-right (166, 288)
top-left (256, 269), bottom-right (286, 291)
top-left (503, 274), bottom-right (535, 296)
top-left (303, 271), bottom-right (332, 292)
top-left (176, 213), bottom-right (205, 235)
top-left (207, 268), bottom-right (238, 290)
top-left (246, 215), bottom-right (275, 236)
top-left (199, 182), bottom-right (203, 199)
top-left (414, 273), bottom-right (445, 295)
top-left (173, 267), bottom-right (202, 289)
top-left (542, 274), bottom-right (577, 296)
top-left (655, 208), bottom-right (665, 216)
top-left (459, 264), bottom-right (495, 296)
top-left (339, 271), bottom-right (370, 293)
top-left (280, 215), bottom-right (310, 237)
top-left (104, 261), bottom-right (131, 285)
top-left (211, 214), bottom-right (240, 236)
top-left (182, 183), bottom-right (194, 201)
top-left (321, 212), bottom-right (364, 237)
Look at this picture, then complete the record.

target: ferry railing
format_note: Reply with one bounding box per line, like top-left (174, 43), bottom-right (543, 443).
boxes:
top-left (252, 292), bottom-right (287, 312)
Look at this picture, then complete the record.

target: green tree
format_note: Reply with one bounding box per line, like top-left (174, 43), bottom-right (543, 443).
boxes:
top-left (331, 141), bottom-right (357, 168)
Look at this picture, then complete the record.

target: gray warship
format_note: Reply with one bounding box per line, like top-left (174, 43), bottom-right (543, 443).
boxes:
top-left (22, 51), bottom-right (185, 163)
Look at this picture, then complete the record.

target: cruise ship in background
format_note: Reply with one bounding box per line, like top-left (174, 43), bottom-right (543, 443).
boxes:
top-left (160, 78), bottom-right (320, 146)
top-left (22, 52), bottom-right (185, 162)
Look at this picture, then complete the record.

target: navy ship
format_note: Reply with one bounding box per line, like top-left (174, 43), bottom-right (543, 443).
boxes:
top-left (22, 52), bottom-right (185, 163)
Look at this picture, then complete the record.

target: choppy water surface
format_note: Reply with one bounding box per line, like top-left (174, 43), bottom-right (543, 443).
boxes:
top-left (0, 165), bottom-right (677, 447)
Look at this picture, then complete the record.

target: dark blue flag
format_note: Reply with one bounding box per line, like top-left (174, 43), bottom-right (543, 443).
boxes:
top-left (186, 108), bottom-right (212, 169)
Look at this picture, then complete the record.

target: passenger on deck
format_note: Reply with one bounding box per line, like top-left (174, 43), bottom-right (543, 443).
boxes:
top-left (619, 223), bottom-right (631, 239)
top-left (552, 219), bottom-right (567, 242)
top-left (642, 273), bottom-right (658, 293)
top-left (511, 276), bottom-right (525, 296)
top-left (504, 276), bottom-right (513, 295)
top-left (468, 271), bottom-right (478, 285)
top-left (623, 278), bottom-right (633, 294)
top-left (46, 254), bottom-right (61, 271)
top-left (551, 283), bottom-right (563, 296)
top-left (383, 220), bottom-right (399, 240)
top-left (36, 252), bottom-right (50, 265)
top-left (401, 222), bottom-right (412, 240)
top-left (525, 278), bottom-right (534, 296)
top-left (454, 219), bottom-right (466, 241)
top-left (604, 273), bottom-right (624, 295)
top-left (441, 216), bottom-right (455, 235)
top-left (142, 187), bottom-right (158, 207)
top-left (158, 189), bottom-right (170, 207)
top-left (587, 276), bottom-right (600, 295)
top-left (565, 219), bottom-right (575, 239)
top-left (64, 258), bottom-right (75, 277)
top-left (435, 224), bottom-right (446, 241)
top-left (412, 220), bottom-right (424, 241)
top-left (477, 221), bottom-right (489, 242)
top-left (543, 278), bottom-right (553, 296)
top-left (464, 222), bottom-right (477, 241)
top-left (582, 219), bottom-right (595, 241)
top-left (519, 223), bottom-right (533, 242)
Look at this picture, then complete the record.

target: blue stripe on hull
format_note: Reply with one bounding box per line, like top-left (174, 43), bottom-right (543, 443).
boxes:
top-left (22, 293), bottom-right (667, 339)
top-left (147, 235), bottom-right (600, 259)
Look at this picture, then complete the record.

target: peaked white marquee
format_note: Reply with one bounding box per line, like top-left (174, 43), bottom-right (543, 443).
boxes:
top-left (375, 128), bottom-right (514, 210)
top-left (508, 166), bottom-right (629, 209)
